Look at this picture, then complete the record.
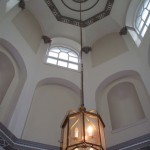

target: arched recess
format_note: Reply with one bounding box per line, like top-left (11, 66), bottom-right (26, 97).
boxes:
top-left (12, 9), bottom-right (43, 53)
top-left (91, 32), bottom-right (128, 67)
top-left (0, 38), bottom-right (27, 127)
top-left (22, 78), bottom-right (80, 147)
top-left (95, 70), bottom-right (149, 132)
top-left (0, 52), bottom-right (15, 104)
top-left (107, 82), bottom-right (145, 130)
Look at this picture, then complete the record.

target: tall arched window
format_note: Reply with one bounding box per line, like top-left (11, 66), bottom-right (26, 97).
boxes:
top-left (45, 46), bottom-right (80, 71)
top-left (135, 0), bottom-right (150, 39)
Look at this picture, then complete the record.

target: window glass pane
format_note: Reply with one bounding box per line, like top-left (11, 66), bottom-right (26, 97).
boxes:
top-left (69, 57), bottom-right (78, 63)
top-left (60, 47), bottom-right (70, 53)
top-left (51, 48), bottom-right (60, 53)
top-left (68, 63), bottom-right (78, 70)
top-left (141, 26), bottom-right (148, 37)
top-left (146, 15), bottom-right (150, 26)
top-left (144, 0), bottom-right (149, 8)
top-left (59, 52), bottom-right (68, 60)
top-left (142, 9), bottom-right (149, 20)
top-left (136, 17), bottom-right (141, 28)
top-left (138, 20), bottom-right (144, 31)
top-left (138, 7), bottom-right (143, 16)
top-left (47, 58), bottom-right (57, 65)
top-left (58, 60), bottom-right (68, 67)
top-left (135, 0), bottom-right (150, 38)
top-left (48, 52), bottom-right (58, 58)
top-left (69, 52), bottom-right (78, 57)
top-left (46, 46), bottom-right (79, 71)
top-left (148, 2), bottom-right (150, 10)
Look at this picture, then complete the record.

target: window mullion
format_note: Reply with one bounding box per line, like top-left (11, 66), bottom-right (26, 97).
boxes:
top-left (48, 55), bottom-right (79, 65)
top-left (140, 19), bottom-right (145, 36)
top-left (140, 11), bottom-right (149, 37)
top-left (145, 10), bottom-right (150, 25)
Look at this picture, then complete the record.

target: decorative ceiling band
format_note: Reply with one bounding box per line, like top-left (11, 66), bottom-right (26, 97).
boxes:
top-left (73, 0), bottom-right (88, 3)
top-left (61, 0), bottom-right (99, 12)
top-left (44, 0), bottom-right (114, 27)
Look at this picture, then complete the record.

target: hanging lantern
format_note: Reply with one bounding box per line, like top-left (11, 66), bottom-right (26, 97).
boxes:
top-left (61, 1), bottom-right (106, 149)
top-left (61, 106), bottom-right (106, 150)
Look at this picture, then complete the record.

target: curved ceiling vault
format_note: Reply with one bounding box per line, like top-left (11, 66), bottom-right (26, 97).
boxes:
top-left (44, 0), bottom-right (114, 27)
top-left (26, 0), bottom-right (131, 46)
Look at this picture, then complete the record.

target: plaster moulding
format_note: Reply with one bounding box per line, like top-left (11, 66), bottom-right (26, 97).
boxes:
top-left (44, 0), bottom-right (114, 27)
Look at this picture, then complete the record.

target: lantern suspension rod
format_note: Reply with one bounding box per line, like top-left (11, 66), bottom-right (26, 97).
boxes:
top-left (80, 0), bottom-right (84, 107)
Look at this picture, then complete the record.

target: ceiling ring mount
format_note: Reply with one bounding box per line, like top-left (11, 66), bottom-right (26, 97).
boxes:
top-left (73, 0), bottom-right (88, 3)
top-left (61, 0), bottom-right (99, 12)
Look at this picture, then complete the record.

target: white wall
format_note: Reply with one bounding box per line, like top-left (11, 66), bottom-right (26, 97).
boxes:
top-left (91, 32), bottom-right (128, 67)
top-left (0, 51), bottom-right (14, 104)
top-left (108, 82), bottom-right (145, 130)
top-left (0, 44), bottom-right (19, 126)
top-left (0, 0), bottom-right (150, 148)
top-left (83, 28), bottom-right (150, 147)
top-left (12, 9), bottom-right (42, 53)
top-left (0, 4), bottom-right (81, 138)
top-left (0, 0), bottom-right (6, 23)
top-left (22, 83), bottom-right (80, 146)
top-left (148, 46), bottom-right (150, 67)
top-left (96, 71), bottom-right (150, 147)
top-left (0, 4), bottom-right (39, 133)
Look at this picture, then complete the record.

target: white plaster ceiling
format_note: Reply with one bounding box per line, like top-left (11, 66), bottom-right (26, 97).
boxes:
top-left (51, 0), bottom-right (107, 20)
top-left (26, 0), bottom-right (131, 46)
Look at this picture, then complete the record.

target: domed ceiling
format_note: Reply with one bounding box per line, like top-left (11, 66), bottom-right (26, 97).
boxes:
top-left (26, 0), bottom-right (131, 46)
top-left (44, 0), bottom-right (114, 27)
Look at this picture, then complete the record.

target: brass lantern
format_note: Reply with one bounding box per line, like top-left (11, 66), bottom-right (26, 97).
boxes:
top-left (61, 1), bottom-right (106, 150)
top-left (61, 106), bottom-right (106, 150)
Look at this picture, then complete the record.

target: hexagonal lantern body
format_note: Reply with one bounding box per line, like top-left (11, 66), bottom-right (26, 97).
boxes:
top-left (61, 107), bottom-right (106, 150)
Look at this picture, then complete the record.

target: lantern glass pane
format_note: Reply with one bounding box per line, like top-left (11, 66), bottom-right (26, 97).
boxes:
top-left (84, 112), bottom-right (101, 146)
top-left (68, 112), bottom-right (84, 147)
top-left (61, 110), bottom-right (106, 150)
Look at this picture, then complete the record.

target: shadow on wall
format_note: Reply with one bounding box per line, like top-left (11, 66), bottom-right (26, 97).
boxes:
top-left (107, 82), bottom-right (145, 130)
top-left (12, 9), bottom-right (43, 54)
top-left (0, 38), bottom-right (27, 127)
top-left (95, 70), bottom-right (149, 131)
top-left (22, 78), bottom-right (80, 147)
top-left (91, 32), bottom-right (128, 67)
top-left (148, 46), bottom-right (150, 67)
top-left (0, 52), bottom-right (15, 104)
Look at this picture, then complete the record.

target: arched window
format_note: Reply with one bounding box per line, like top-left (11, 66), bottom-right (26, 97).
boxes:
top-left (45, 46), bottom-right (80, 71)
top-left (135, 0), bottom-right (150, 39)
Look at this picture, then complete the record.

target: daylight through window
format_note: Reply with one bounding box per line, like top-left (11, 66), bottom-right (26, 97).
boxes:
top-left (135, 0), bottom-right (150, 38)
top-left (46, 46), bottom-right (80, 71)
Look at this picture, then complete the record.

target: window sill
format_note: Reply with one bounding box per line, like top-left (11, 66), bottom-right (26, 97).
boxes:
top-left (44, 62), bottom-right (81, 73)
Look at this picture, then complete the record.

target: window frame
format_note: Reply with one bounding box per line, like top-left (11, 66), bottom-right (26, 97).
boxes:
top-left (134, 0), bottom-right (150, 39)
top-left (45, 46), bottom-right (81, 71)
